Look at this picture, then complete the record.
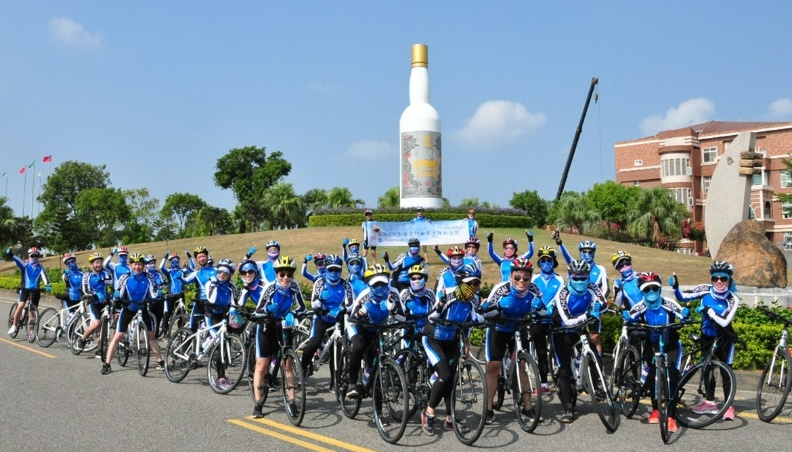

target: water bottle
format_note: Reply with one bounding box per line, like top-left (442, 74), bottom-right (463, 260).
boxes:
top-left (202, 334), bottom-right (213, 351)
top-left (362, 366), bottom-right (372, 385)
top-left (640, 365), bottom-right (650, 384)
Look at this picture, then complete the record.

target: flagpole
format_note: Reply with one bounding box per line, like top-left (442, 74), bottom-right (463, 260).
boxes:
top-left (22, 170), bottom-right (26, 217)
top-left (30, 169), bottom-right (35, 217)
top-left (37, 172), bottom-right (42, 216)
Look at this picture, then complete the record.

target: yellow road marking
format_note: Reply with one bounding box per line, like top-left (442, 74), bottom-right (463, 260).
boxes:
top-left (244, 416), bottom-right (377, 452)
top-left (228, 419), bottom-right (335, 452)
top-left (0, 337), bottom-right (56, 359)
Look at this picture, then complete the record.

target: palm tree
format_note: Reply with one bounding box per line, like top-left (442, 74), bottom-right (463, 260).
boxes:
top-left (552, 192), bottom-right (599, 235)
top-left (627, 186), bottom-right (685, 247)
top-left (302, 188), bottom-right (329, 212)
top-left (327, 187), bottom-right (363, 208)
top-left (378, 187), bottom-right (399, 208)
top-left (265, 182), bottom-right (306, 229)
top-left (0, 197), bottom-right (21, 249)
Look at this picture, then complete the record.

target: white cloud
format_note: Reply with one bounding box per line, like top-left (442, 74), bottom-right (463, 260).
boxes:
top-left (767, 98), bottom-right (792, 119)
top-left (48, 17), bottom-right (103, 48)
top-left (344, 140), bottom-right (395, 160)
top-left (454, 100), bottom-right (546, 149)
top-left (640, 98), bottom-right (715, 136)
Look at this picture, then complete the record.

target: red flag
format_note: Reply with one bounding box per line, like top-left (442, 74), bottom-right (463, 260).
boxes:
top-left (43, 155), bottom-right (52, 163)
top-left (19, 167), bottom-right (26, 174)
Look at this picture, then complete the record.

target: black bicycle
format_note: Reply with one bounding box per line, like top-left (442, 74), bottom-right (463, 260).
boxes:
top-left (755, 306), bottom-right (792, 422)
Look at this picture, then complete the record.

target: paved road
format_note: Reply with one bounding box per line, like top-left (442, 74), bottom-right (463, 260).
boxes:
top-left (1, 293), bottom-right (792, 451)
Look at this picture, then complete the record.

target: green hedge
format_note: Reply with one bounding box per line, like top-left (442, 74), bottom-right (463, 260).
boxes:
top-left (309, 207), bottom-right (532, 228)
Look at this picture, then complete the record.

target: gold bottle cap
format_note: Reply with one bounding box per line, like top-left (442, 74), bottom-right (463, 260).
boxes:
top-left (411, 44), bottom-right (428, 68)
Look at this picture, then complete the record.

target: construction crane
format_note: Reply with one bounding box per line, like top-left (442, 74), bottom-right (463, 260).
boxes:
top-left (555, 77), bottom-right (599, 201)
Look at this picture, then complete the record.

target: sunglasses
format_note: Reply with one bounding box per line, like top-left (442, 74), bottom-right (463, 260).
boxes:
top-left (277, 271), bottom-right (294, 278)
top-left (539, 258), bottom-right (553, 263)
top-left (410, 276), bottom-right (425, 281)
top-left (580, 250), bottom-right (594, 255)
top-left (615, 261), bottom-right (631, 270)
top-left (241, 270), bottom-right (257, 276)
top-left (327, 268), bottom-right (342, 274)
top-left (512, 274), bottom-right (532, 282)
top-left (711, 276), bottom-right (730, 283)
top-left (571, 276), bottom-right (588, 282)
top-left (503, 246), bottom-right (516, 250)
top-left (641, 286), bottom-right (660, 293)
top-left (371, 282), bottom-right (388, 289)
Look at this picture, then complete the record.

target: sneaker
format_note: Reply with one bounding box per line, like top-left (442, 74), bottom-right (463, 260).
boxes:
top-left (421, 410), bottom-right (435, 436)
top-left (723, 406), bottom-right (736, 421)
top-left (376, 413), bottom-right (390, 428)
top-left (95, 352), bottom-right (103, 360)
top-left (691, 400), bottom-right (718, 415)
top-left (521, 408), bottom-right (542, 422)
top-left (648, 409), bottom-right (660, 424)
top-left (156, 360), bottom-right (165, 371)
top-left (101, 363), bottom-right (112, 375)
top-left (253, 402), bottom-right (263, 418)
top-left (216, 378), bottom-right (231, 389)
top-left (444, 419), bottom-right (470, 433)
top-left (541, 383), bottom-right (551, 393)
top-left (346, 384), bottom-right (363, 399)
top-left (76, 338), bottom-right (86, 351)
top-left (667, 417), bottom-right (678, 433)
top-left (288, 402), bottom-right (300, 417)
top-left (560, 406), bottom-right (574, 424)
top-left (7, 325), bottom-right (17, 336)
top-left (484, 409), bottom-right (495, 425)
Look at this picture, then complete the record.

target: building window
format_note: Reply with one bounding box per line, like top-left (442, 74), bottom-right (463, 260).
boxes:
top-left (702, 147), bottom-right (718, 163)
top-left (676, 248), bottom-right (694, 255)
top-left (781, 170), bottom-right (792, 188)
top-left (752, 170), bottom-right (766, 186)
top-left (785, 232), bottom-right (792, 251)
top-left (661, 157), bottom-right (691, 177)
top-left (669, 188), bottom-right (691, 206)
top-left (783, 202), bottom-right (792, 220)
top-left (634, 159), bottom-right (643, 166)
top-left (765, 201), bottom-right (772, 219)
top-left (702, 176), bottom-right (711, 197)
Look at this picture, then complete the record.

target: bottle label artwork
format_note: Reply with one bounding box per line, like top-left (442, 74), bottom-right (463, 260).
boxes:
top-left (401, 131), bottom-right (442, 198)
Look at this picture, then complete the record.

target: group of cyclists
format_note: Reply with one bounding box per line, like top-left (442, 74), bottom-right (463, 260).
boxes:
top-left (3, 225), bottom-right (742, 439)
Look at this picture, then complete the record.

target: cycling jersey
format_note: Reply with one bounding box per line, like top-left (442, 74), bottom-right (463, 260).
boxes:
top-left (117, 272), bottom-right (156, 311)
top-left (487, 242), bottom-right (534, 282)
top-left (183, 265), bottom-right (217, 301)
top-left (81, 269), bottom-right (112, 303)
top-left (347, 287), bottom-right (398, 335)
top-left (103, 255), bottom-right (130, 291)
top-left (255, 281), bottom-right (306, 320)
top-left (424, 291), bottom-right (483, 342)
top-left (532, 272), bottom-right (563, 323)
top-left (62, 268), bottom-right (85, 301)
top-left (160, 259), bottom-right (188, 295)
top-left (205, 279), bottom-right (238, 315)
top-left (674, 284), bottom-right (739, 338)
top-left (310, 277), bottom-right (354, 324)
top-left (480, 281), bottom-right (542, 333)
top-left (11, 255), bottom-right (49, 290)
top-left (614, 272), bottom-right (643, 310)
top-left (625, 297), bottom-right (686, 346)
top-left (553, 283), bottom-right (604, 331)
top-left (396, 287), bottom-right (434, 334)
top-left (388, 252), bottom-right (424, 287)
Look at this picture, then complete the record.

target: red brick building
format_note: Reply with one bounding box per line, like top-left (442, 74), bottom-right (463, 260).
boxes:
top-left (615, 121), bottom-right (792, 254)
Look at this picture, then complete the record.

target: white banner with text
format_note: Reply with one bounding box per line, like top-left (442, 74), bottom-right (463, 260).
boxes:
top-left (365, 220), bottom-right (469, 247)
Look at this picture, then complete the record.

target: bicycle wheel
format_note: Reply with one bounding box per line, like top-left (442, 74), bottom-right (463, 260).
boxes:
top-left (165, 328), bottom-right (193, 383)
top-left (513, 351), bottom-right (542, 433)
top-left (374, 358), bottom-right (409, 444)
top-left (166, 313), bottom-right (189, 340)
top-left (657, 356), bottom-right (670, 444)
top-left (395, 349), bottom-right (425, 420)
top-left (613, 345), bottom-right (641, 418)
top-left (674, 360), bottom-right (736, 428)
top-left (608, 338), bottom-right (627, 402)
top-left (208, 334), bottom-right (247, 395)
top-left (136, 319), bottom-right (150, 376)
top-left (25, 307), bottom-right (38, 342)
top-left (451, 358), bottom-right (487, 445)
top-left (583, 352), bottom-right (620, 433)
top-left (69, 316), bottom-right (87, 355)
top-left (7, 303), bottom-right (15, 332)
top-left (98, 316), bottom-right (110, 363)
top-left (338, 348), bottom-right (361, 419)
top-left (493, 363), bottom-right (506, 411)
top-left (281, 349), bottom-right (306, 426)
top-left (36, 308), bottom-right (60, 348)
top-left (757, 347), bottom-right (792, 422)
top-left (117, 334), bottom-right (131, 367)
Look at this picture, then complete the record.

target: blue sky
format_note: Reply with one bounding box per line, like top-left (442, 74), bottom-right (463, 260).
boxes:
top-left (2, 2), bottom-right (791, 218)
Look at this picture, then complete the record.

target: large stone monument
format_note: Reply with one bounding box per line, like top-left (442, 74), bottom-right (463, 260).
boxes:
top-left (716, 220), bottom-right (788, 288)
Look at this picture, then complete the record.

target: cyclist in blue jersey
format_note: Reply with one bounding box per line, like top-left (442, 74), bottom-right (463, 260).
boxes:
top-left (251, 256), bottom-right (307, 417)
top-left (486, 232), bottom-right (534, 282)
top-left (182, 246), bottom-right (217, 333)
top-left (479, 258), bottom-right (544, 423)
top-left (554, 232), bottom-right (609, 354)
top-left (345, 264), bottom-right (400, 399)
top-left (204, 259), bottom-right (240, 390)
top-left (385, 237), bottom-right (425, 292)
top-left (346, 254), bottom-right (367, 297)
top-left (342, 238), bottom-right (368, 269)
top-left (61, 253), bottom-right (84, 311)
top-left (466, 208), bottom-right (479, 237)
top-left (420, 264), bottom-right (484, 436)
top-left (395, 265), bottom-right (434, 347)
top-left (531, 246), bottom-right (564, 393)
top-left (246, 240), bottom-right (281, 285)
top-left (432, 238), bottom-right (483, 271)
top-left (80, 252), bottom-right (113, 358)
top-left (102, 253), bottom-right (163, 374)
top-left (103, 245), bottom-right (130, 293)
top-left (409, 207), bottom-right (431, 263)
top-left (362, 209), bottom-right (379, 264)
top-left (143, 255), bottom-right (167, 338)
top-left (237, 260), bottom-right (263, 310)
top-left (159, 252), bottom-right (189, 335)
top-left (671, 260), bottom-right (739, 421)
top-left (300, 252), bottom-right (326, 283)
top-left (433, 246), bottom-right (466, 302)
top-left (300, 255), bottom-right (354, 378)
top-left (551, 260), bottom-right (607, 423)
top-left (623, 272), bottom-right (690, 433)
top-left (612, 251), bottom-right (642, 310)
top-left (6, 247), bottom-right (50, 337)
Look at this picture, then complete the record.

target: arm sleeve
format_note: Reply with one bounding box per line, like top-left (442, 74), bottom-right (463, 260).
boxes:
top-left (559, 243), bottom-right (573, 264)
top-left (521, 241), bottom-right (535, 260)
top-left (674, 284), bottom-right (709, 302)
top-left (11, 255), bottom-right (25, 271)
top-left (301, 262), bottom-right (315, 282)
top-left (293, 284), bottom-right (307, 314)
top-left (310, 280), bottom-right (323, 311)
top-left (488, 242), bottom-right (502, 265)
top-left (707, 296), bottom-right (739, 328)
top-left (103, 254), bottom-right (114, 272)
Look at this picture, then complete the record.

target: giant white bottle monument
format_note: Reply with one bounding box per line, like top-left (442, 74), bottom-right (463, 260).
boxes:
top-left (399, 43), bottom-right (442, 209)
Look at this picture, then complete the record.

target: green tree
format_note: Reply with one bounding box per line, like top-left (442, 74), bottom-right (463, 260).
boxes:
top-left (549, 191), bottom-right (599, 235)
top-left (302, 188), bottom-right (329, 212)
top-left (265, 182), bottom-right (306, 229)
top-left (35, 161), bottom-right (111, 251)
top-left (509, 190), bottom-right (549, 227)
top-left (0, 197), bottom-right (23, 249)
top-left (121, 188), bottom-right (161, 243)
top-left (327, 187), bottom-right (363, 208)
top-left (194, 206), bottom-right (233, 236)
top-left (586, 181), bottom-right (640, 239)
top-left (162, 193), bottom-right (208, 237)
top-left (377, 187), bottom-right (399, 208)
top-left (627, 186), bottom-right (686, 247)
top-left (74, 187), bottom-right (132, 247)
top-left (214, 146), bottom-right (291, 231)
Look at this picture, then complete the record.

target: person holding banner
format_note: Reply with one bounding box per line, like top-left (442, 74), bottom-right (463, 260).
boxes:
top-left (361, 209), bottom-right (378, 265)
top-left (409, 207), bottom-right (432, 263)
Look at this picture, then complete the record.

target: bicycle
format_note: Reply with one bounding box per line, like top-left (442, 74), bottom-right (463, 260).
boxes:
top-left (336, 320), bottom-right (409, 444)
top-left (70, 296), bottom-right (109, 356)
top-left (7, 289), bottom-right (39, 343)
top-left (484, 317), bottom-right (543, 433)
top-left (165, 316), bottom-right (247, 394)
top-left (755, 306), bottom-right (792, 422)
top-left (164, 294), bottom-right (189, 340)
top-left (123, 301), bottom-right (156, 376)
top-left (246, 312), bottom-right (307, 426)
top-left (673, 325), bottom-right (738, 428)
top-left (623, 321), bottom-right (694, 444)
top-left (609, 314), bottom-right (649, 418)
top-left (552, 315), bottom-right (620, 432)
top-left (36, 297), bottom-right (83, 348)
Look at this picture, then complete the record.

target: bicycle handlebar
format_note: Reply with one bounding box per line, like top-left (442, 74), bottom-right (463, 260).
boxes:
top-left (758, 306), bottom-right (792, 327)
